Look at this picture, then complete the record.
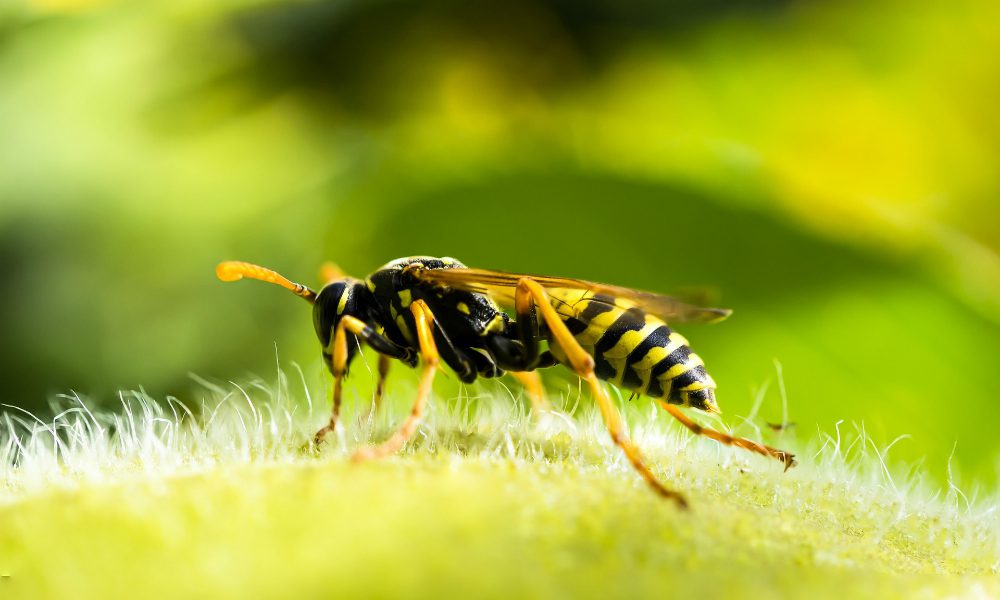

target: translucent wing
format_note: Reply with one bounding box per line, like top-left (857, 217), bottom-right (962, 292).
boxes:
top-left (413, 267), bottom-right (732, 324)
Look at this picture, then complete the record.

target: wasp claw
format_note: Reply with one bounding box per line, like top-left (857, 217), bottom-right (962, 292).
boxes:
top-left (782, 453), bottom-right (798, 471)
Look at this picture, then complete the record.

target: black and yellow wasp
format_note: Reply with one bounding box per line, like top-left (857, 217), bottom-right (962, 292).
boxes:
top-left (216, 256), bottom-right (795, 506)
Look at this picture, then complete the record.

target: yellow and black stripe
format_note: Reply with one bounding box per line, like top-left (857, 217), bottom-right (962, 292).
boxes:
top-left (546, 289), bottom-right (719, 411)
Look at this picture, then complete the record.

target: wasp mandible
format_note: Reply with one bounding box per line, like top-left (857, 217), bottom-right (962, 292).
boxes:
top-left (216, 256), bottom-right (795, 507)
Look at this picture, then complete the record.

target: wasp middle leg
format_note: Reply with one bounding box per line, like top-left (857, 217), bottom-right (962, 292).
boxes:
top-left (513, 278), bottom-right (688, 507)
top-left (352, 300), bottom-right (439, 462)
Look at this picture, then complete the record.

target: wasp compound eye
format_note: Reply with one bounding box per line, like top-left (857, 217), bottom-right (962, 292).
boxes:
top-left (312, 281), bottom-right (353, 348)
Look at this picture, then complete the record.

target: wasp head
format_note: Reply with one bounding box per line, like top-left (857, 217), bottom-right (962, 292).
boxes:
top-left (215, 260), bottom-right (379, 376)
top-left (312, 278), bottom-right (372, 371)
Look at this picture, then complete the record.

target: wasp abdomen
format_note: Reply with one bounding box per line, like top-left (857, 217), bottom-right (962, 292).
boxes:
top-left (548, 289), bottom-right (716, 408)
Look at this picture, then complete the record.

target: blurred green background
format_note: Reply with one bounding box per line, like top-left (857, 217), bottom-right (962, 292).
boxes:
top-left (1, 0), bottom-right (998, 485)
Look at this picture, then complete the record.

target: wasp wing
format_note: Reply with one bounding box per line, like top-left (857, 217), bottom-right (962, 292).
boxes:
top-left (413, 267), bottom-right (732, 324)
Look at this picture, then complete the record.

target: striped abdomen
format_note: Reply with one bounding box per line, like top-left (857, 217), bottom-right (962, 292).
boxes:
top-left (545, 289), bottom-right (719, 411)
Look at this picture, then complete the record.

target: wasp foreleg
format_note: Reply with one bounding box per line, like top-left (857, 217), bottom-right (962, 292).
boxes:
top-left (313, 316), bottom-right (413, 447)
top-left (372, 354), bottom-right (392, 415)
top-left (360, 354), bottom-right (393, 424)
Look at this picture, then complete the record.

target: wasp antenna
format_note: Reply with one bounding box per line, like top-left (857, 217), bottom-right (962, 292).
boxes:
top-left (216, 261), bottom-right (317, 304)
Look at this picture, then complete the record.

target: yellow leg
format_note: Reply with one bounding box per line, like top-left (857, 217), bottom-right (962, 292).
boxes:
top-left (373, 354), bottom-right (392, 414)
top-left (509, 371), bottom-right (549, 411)
top-left (658, 402), bottom-right (796, 470)
top-left (313, 315), bottom-right (374, 446)
top-left (516, 278), bottom-right (687, 507)
top-left (352, 301), bottom-right (439, 462)
top-left (362, 354), bottom-right (393, 422)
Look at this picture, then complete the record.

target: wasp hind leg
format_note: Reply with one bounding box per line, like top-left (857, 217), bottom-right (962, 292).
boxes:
top-left (514, 278), bottom-right (688, 507)
top-left (352, 300), bottom-right (440, 462)
top-left (658, 402), bottom-right (797, 470)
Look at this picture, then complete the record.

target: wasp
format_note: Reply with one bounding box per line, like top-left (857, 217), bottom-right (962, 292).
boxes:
top-left (216, 256), bottom-right (795, 506)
